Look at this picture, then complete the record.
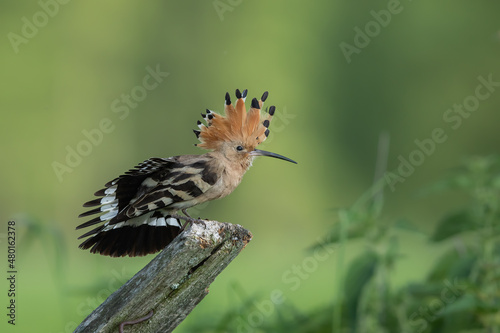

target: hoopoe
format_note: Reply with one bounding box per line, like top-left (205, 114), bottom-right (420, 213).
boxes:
top-left (77, 89), bottom-right (296, 257)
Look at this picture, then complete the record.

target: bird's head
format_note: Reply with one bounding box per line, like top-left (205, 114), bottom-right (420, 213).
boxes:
top-left (193, 89), bottom-right (297, 167)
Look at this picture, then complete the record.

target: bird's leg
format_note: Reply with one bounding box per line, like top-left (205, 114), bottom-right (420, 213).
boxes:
top-left (182, 209), bottom-right (206, 227)
top-left (171, 211), bottom-right (207, 230)
top-left (182, 208), bottom-right (192, 218)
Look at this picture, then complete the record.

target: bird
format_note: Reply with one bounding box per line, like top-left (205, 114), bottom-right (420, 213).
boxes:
top-left (77, 89), bottom-right (297, 257)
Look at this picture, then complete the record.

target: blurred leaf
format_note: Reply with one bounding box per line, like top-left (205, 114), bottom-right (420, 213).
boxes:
top-left (438, 311), bottom-right (481, 333)
top-left (431, 211), bottom-right (478, 242)
top-left (427, 249), bottom-right (477, 282)
top-left (419, 156), bottom-right (500, 198)
top-left (438, 294), bottom-right (478, 316)
top-left (405, 282), bottom-right (445, 297)
top-left (344, 251), bottom-right (379, 326)
top-left (464, 155), bottom-right (500, 175)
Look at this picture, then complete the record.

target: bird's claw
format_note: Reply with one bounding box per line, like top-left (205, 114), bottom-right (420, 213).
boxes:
top-left (173, 214), bottom-right (207, 231)
top-left (194, 218), bottom-right (207, 229)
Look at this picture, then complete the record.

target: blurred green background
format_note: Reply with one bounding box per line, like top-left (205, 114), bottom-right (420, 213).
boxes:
top-left (1, 1), bottom-right (499, 332)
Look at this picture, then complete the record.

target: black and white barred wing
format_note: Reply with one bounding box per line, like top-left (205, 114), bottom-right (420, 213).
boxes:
top-left (76, 157), bottom-right (213, 257)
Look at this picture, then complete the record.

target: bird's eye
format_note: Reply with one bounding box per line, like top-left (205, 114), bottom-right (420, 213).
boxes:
top-left (236, 145), bottom-right (244, 151)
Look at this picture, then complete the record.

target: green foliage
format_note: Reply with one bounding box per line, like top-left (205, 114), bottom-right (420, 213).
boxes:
top-left (201, 156), bottom-right (500, 332)
top-left (430, 211), bottom-right (478, 242)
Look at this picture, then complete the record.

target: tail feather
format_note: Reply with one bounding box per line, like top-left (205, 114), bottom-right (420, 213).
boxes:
top-left (78, 211), bottom-right (182, 257)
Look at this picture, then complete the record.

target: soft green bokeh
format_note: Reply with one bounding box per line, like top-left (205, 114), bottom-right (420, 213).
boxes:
top-left (1, 1), bottom-right (499, 332)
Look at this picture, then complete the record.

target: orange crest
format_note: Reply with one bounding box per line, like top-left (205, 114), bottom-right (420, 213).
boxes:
top-left (194, 89), bottom-right (275, 151)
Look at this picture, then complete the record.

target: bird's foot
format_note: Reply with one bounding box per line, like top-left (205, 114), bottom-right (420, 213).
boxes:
top-left (172, 213), bottom-right (207, 230)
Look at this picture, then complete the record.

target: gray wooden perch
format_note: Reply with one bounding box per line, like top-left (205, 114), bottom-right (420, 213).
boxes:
top-left (74, 220), bottom-right (252, 333)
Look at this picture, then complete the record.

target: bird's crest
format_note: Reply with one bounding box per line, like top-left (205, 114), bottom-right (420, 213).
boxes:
top-left (194, 89), bottom-right (275, 150)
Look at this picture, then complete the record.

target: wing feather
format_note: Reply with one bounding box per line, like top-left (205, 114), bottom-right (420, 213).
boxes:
top-left (77, 155), bottom-right (219, 257)
top-left (77, 155), bottom-right (217, 232)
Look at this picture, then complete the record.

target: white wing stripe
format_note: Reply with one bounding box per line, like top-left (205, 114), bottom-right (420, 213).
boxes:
top-left (100, 202), bottom-right (118, 212)
top-left (167, 217), bottom-right (181, 228)
top-left (100, 208), bottom-right (119, 221)
top-left (101, 211), bottom-right (181, 229)
top-left (101, 195), bottom-right (116, 204)
top-left (104, 186), bottom-right (117, 195)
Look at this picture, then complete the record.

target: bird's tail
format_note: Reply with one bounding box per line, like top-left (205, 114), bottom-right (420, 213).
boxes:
top-left (77, 210), bottom-right (182, 257)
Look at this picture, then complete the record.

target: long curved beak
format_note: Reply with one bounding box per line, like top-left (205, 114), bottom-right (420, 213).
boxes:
top-left (250, 149), bottom-right (297, 164)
